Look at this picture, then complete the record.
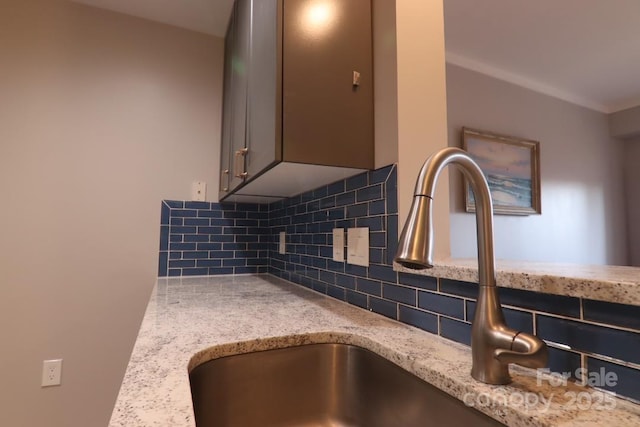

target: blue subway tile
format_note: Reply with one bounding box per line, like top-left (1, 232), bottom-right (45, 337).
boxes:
top-left (369, 265), bottom-right (397, 283)
top-left (327, 285), bottom-right (346, 301)
top-left (183, 235), bottom-right (209, 243)
top-left (537, 315), bottom-right (640, 364)
top-left (383, 284), bottom-right (416, 305)
top-left (369, 248), bottom-right (383, 264)
top-left (210, 218), bottom-right (234, 227)
top-left (336, 191), bottom-right (356, 206)
top-left (223, 210), bottom-right (248, 219)
top-left (160, 226), bottom-right (169, 251)
top-left (547, 347), bottom-right (582, 381)
top-left (386, 170), bottom-right (398, 214)
top-left (368, 199), bottom-right (386, 215)
top-left (169, 260), bottom-right (196, 268)
top-left (198, 226), bottom-right (223, 235)
top-left (313, 234), bottom-right (327, 245)
top-left (357, 278), bottom-right (382, 296)
top-left (346, 172), bottom-right (368, 191)
top-left (326, 208), bottom-right (345, 220)
top-left (312, 280), bottom-right (328, 294)
top-left (247, 211), bottom-right (268, 220)
top-left (247, 258), bottom-right (268, 266)
top-left (209, 267), bottom-right (234, 275)
top-left (223, 258), bottom-right (247, 267)
top-left (357, 184), bottom-right (383, 202)
top-left (168, 269), bottom-right (181, 277)
top-left (223, 227), bottom-right (247, 235)
top-left (386, 215), bottom-right (398, 266)
top-left (319, 246), bottom-right (333, 258)
top-left (346, 203), bottom-right (368, 218)
top-left (161, 203), bottom-right (170, 225)
top-left (345, 263), bottom-right (367, 277)
top-left (466, 301), bottom-right (533, 333)
top-left (238, 203), bottom-right (261, 211)
top-left (184, 218), bottom-right (210, 226)
top-left (346, 290), bottom-right (368, 309)
top-left (170, 243), bottom-right (196, 251)
top-left (500, 288), bottom-right (581, 318)
top-left (236, 235), bottom-right (259, 242)
top-left (172, 209), bottom-right (198, 217)
top-left (165, 200), bottom-right (184, 208)
top-left (312, 186), bottom-right (328, 200)
top-left (336, 273), bottom-right (356, 289)
top-left (369, 165), bottom-right (394, 184)
top-left (335, 219), bottom-right (355, 229)
top-left (398, 272), bottom-right (437, 290)
top-left (439, 279), bottom-right (478, 298)
top-left (357, 216), bottom-right (384, 231)
top-left (319, 196), bottom-right (336, 209)
top-left (222, 243), bottom-right (246, 251)
top-left (210, 234), bottom-right (235, 243)
top-left (440, 318), bottom-right (471, 346)
top-left (185, 201), bottom-right (211, 210)
top-left (327, 180), bottom-right (345, 196)
top-left (170, 218), bottom-right (183, 226)
top-left (169, 252), bottom-right (181, 260)
top-left (183, 251), bottom-right (209, 259)
top-left (209, 250), bottom-right (235, 258)
top-left (399, 306), bottom-right (438, 334)
top-left (158, 252), bottom-right (168, 277)
top-left (588, 357), bottom-right (640, 401)
top-left (419, 291), bottom-right (465, 319)
top-left (369, 232), bottom-right (386, 248)
top-left (295, 204), bottom-right (307, 214)
top-left (236, 219), bottom-right (259, 227)
top-left (370, 297), bottom-right (397, 319)
top-left (198, 210), bottom-right (222, 218)
top-left (583, 299), bottom-right (640, 331)
top-left (319, 270), bottom-right (336, 284)
top-left (196, 259), bottom-right (222, 268)
top-left (171, 226), bottom-right (197, 234)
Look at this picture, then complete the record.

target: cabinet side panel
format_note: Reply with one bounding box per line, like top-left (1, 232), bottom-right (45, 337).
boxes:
top-left (282, 0), bottom-right (374, 169)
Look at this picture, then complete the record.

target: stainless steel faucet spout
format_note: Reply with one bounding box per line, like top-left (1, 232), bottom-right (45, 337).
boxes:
top-left (395, 147), bottom-right (547, 385)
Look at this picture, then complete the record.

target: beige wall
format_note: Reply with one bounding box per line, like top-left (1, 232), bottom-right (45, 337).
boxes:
top-left (0, 1), bottom-right (223, 426)
top-left (446, 64), bottom-right (628, 265)
top-left (625, 139), bottom-right (640, 266)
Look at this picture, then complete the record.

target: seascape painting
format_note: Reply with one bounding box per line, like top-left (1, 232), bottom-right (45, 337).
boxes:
top-left (462, 128), bottom-right (541, 215)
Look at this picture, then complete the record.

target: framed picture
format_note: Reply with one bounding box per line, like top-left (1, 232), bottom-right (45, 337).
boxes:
top-left (462, 127), bottom-right (541, 215)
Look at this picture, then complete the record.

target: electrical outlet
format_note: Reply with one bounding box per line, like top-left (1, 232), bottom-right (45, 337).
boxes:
top-left (42, 359), bottom-right (62, 387)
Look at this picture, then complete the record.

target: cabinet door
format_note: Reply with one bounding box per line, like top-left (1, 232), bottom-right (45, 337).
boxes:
top-left (229, 0), bottom-right (252, 192)
top-left (245, 0), bottom-right (281, 179)
top-left (219, 12), bottom-right (235, 199)
top-left (282, 0), bottom-right (374, 169)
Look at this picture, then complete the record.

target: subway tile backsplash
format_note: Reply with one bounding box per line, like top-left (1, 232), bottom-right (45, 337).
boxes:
top-left (158, 164), bottom-right (640, 402)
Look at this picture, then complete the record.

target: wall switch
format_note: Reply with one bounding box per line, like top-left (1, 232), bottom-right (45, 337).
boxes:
top-left (332, 228), bottom-right (344, 261)
top-left (347, 227), bottom-right (369, 267)
top-left (279, 231), bottom-right (286, 254)
top-left (191, 181), bottom-right (206, 201)
top-left (42, 359), bottom-right (62, 387)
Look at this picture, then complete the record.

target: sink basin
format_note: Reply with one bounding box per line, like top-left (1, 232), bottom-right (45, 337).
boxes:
top-left (189, 343), bottom-right (504, 427)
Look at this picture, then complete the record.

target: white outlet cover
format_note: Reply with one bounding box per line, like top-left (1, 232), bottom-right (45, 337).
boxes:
top-left (42, 359), bottom-right (63, 387)
top-left (332, 228), bottom-right (344, 262)
top-left (279, 231), bottom-right (286, 254)
top-left (191, 181), bottom-right (206, 201)
top-left (347, 227), bottom-right (369, 267)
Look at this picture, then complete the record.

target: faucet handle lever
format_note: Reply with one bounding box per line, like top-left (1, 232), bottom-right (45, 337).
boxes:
top-left (494, 332), bottom-right (548, 369)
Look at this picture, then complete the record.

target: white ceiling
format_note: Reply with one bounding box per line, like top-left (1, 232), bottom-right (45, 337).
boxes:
top-left (72, 0), bottom-right (640, 113)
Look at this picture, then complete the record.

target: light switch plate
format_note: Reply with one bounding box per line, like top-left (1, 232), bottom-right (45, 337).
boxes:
top-left (279, 231), bottom-right (286, 254)
top-left (191, 181), bottom-right (206, 201)
top-left (332, 228), bottom-right (344, 261)
top-left (347, 227), bottom-right (369, 267)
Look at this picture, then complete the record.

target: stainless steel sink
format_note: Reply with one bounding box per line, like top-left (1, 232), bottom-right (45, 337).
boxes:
top-left (189, 343), bottom-right (504, 427)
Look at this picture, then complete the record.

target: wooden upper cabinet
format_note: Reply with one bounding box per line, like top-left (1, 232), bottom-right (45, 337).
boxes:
top-left (219, 0), bottom-right (374, 201)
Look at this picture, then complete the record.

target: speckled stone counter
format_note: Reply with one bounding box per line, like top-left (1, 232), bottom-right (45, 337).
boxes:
top-left (395, 259), bottom-right (640, 306)
top-left (109, 275), bottom-right (640, 427)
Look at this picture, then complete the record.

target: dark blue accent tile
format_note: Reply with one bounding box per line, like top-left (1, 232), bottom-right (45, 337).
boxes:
top-left (537, 315), bottom-right (640, 364)
top-left (248, 211), bottom-right (268, 220)
top-left (345, 263), bottom-right (367, 277)
top-left (223, 227), bottom-right (247, 235)
top-left (170, 243), bottom-right (196, 251)
top-left (210, 234), bottom-right (235, 243)
top-left (500, 288), bottom-right (581, 318)
top-left (169, 235), bottom-right (182, 243)
top-left (326, 207), bottom-right (344, 220)
top-left (466, 301), bottom-right (533, 333)
top-left (169, 252), bottom-right (181, 260)
top-left (398, 272), bottom-right (437, 290)
top-left (312, 280), bottom-right (328, 294)
top-left (198, 226), bottom-right (223, 235)
top-left (439, 279), bottom-right (478, 298)
top-left (327, 180), bottom-right (345, 196)
top-left (357, 278), bottom-right (381, 296)
top-left (210, 218), bottom-right (234, 227)
top-left (399, 306), bottom-right (438, 334)
top-left (370, 297), bottom-right (397, 319)
top-left (319, 246), bottom-right (333, 258)
top-left (172, 209), bottom-right (198, 217)
top-left (336, 273), bottom-right (356, 290)
top-left (238, 203), bottom-right (261, 211)
top-left (369, 248), bottom-right (383, 264)
top-left (222, 243), bottom-right (246, 251)
top-left (161, 203), bottom-right (170, 225)
top-left (346, 172), bottom-right (368, 191)
top-left (209, 267), bottom-right (234, 275)
top-left (369, 232), bottom-right (386, 248)
top-left (170, 217), bottom-right (183, 226)
top-left (170, 226), bottom-right (197, 234)
top-left (327, 285), bottom-right (346, 301)
top-left (198, 210), bottom-right (222, 218)
top-left (588, 357), bottom-right (640, 401)
top-left (185, 201), bottom-right (211, 209)
top-left (168, 269), bottom-right (181, 277)
top-left (419, 291), bottom-right (465, 319)
top-left (222, 210), bottom-right (247, 219)
top-left (440, 318), bottom-right (471, 346)
top-left (158, 252), bottom-right (168, 277)
top-left (160, 226), bottom-right (169, 251)
top-left (312, 234), bottom-right (327, 245)
top-left (312, 257), bottom-right (327, 269)
top-left (383, 284), bottom-right (416, 305)
top-left (319, 196), bottom-right (336, 209)
top-left (169, 260), bottom-right (196, 268)
top-left (165, 200), bottom-right (184, 208)
top-left (183, 251), bottom-right (209, 259)
top-left (346, 290), bottom-right (368, 309)
top-left (236, 219), bottom-right (259, 227)
top-left (336, 191), bottom-right (356, 206)
top-left (312, 186), bottom-right (328, 200)
top-left (356, 216), bottom-right (384, 231)
top-left (386, 169), bottom-right (398, 214)
top-left (369, 265), bottom-right (397, 283)
top-left (386, 215), bottom-right (398, 266)
top-left (357, 184), bottom-right (383, 202)
top-left (335, 219), bottom-right (355, 229)
top-left (583, 299), bottom-right (640, 331)
top-left (319, 270), bottom-right (336, 284)
top-left (184, 235), bottom-right (209, 243)
top-left (368, 200), bottom-right (386, 215)
top-left (247, 258), bottom-right (268, 266)
top-left (196, 259), bottom-right (222, 268)
top-left (346, 203), bottom-right (368, 218)
top-left (184, 218), bottom-right (210, 226)
top-left (369, 165), bottom-right (393, 184)
top-left (223, 258), bottom-right (247, 267)
top-left (547, 347), bottom-right (582, 380)
top-left (236, 235), bottom-right (259, 242)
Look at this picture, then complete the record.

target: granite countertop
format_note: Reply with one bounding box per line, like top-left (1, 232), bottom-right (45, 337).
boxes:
top-left (109, 275), bottom-right (640, 427)
top-left (395, 259), bottom-right (640, 306)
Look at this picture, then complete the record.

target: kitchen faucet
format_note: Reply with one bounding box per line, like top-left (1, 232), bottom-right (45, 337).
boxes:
top-left (394, 147), bottom-right (547, 384)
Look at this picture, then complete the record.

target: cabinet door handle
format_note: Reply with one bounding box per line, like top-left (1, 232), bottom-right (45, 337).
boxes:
top-left (234, 148), bottom-right (249, 179)
top-left (221, 169), bottom-right (229, 191)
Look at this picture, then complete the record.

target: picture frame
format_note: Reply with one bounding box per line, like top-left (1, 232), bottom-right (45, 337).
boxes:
top-left (462, 127), bottom-right (541, 215)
